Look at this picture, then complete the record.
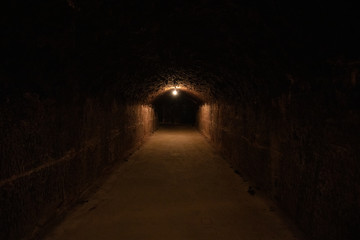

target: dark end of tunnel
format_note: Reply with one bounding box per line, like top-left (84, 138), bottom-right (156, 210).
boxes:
top-left (153, 90), bottom-right (201, 126)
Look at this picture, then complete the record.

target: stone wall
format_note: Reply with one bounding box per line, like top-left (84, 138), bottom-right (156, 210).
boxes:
top-left (197, 71), bottom-right (360, 240)
top-left (0, 94), bottom-right (156, 240)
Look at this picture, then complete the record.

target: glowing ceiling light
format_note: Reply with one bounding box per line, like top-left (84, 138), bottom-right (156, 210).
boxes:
top-left (172, 89), bottom-right (178, 96)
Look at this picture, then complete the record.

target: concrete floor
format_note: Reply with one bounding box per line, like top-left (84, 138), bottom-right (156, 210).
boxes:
top-left (44, 126), bottom-right (304, 240)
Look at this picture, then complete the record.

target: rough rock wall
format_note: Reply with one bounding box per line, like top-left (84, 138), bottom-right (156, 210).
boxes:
top-left (0, 95), bottom-right (156, 240)
top-left (197, 69), bottom-right (360, 240)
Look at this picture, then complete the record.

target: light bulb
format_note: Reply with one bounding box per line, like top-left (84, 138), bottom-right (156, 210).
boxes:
top-left (172, 89), bottom-right (178, 95)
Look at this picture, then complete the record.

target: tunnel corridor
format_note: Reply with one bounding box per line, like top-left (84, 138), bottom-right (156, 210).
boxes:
top-left (44, 127), bottom-right (301, 240)
top-left (1, 1), bottom-right (360, 240)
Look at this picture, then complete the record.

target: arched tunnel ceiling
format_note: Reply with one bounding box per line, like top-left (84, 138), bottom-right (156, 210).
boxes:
top-left (2, 1), bottom-right (359, 103)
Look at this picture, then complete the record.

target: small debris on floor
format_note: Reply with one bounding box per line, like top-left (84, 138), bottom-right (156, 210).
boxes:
top-left (88, 206), bottom-right (97, 211)
top-left (247, 186), bottom-right (255, 195)
top-left (77, 200), bottom-right (89, 204)
top-left (234, 170), bottom-right (242, 176)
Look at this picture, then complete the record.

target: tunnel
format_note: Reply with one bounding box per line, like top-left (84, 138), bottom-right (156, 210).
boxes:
top-left (1, 1), bottom-right (360, 240)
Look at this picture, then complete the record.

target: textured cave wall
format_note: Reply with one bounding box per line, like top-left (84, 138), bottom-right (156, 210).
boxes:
top-left (0, 94), bottom-right (156, 240)
top-left (198, 65), bottom-right (360, 240)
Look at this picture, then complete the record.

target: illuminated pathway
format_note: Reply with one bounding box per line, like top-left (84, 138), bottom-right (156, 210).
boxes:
top-left (44, 126), bottom-right (303, 240)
